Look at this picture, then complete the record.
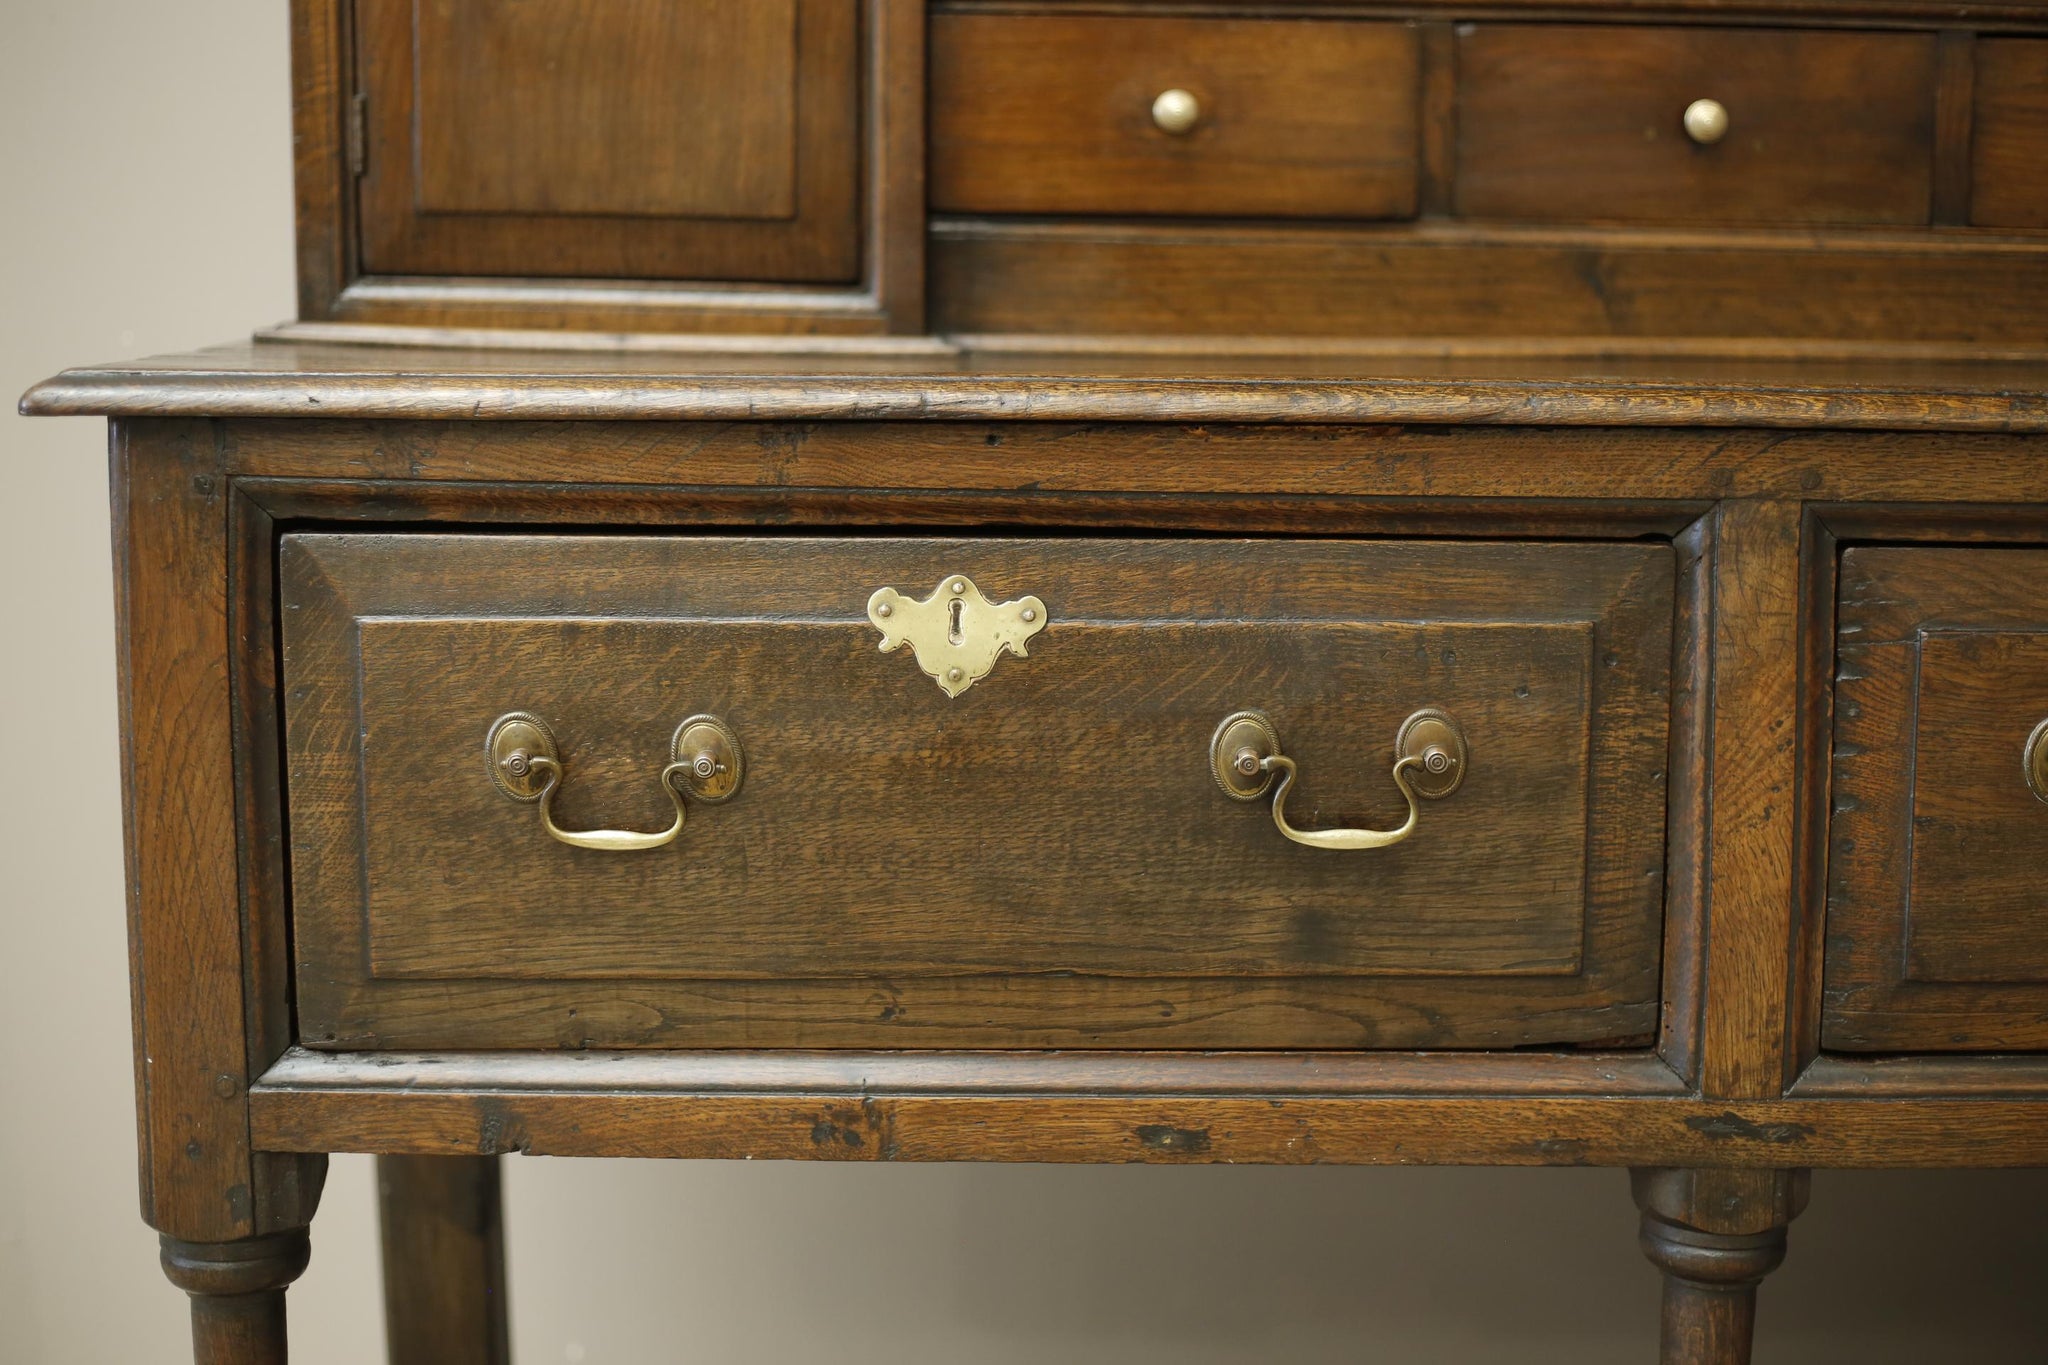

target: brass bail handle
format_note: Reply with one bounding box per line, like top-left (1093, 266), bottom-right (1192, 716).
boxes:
top-left (1210, 708), bottom-right (1468, 851)
top-left (486, 712), bottom-right (744, 852)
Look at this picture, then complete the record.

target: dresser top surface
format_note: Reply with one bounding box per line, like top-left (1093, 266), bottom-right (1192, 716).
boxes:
top-left (20, 337), bottom-right (2048, 432)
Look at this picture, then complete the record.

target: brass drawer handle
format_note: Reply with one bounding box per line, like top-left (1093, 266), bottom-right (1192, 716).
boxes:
top-left (1210, 708), bottom-right (1467, 851)
top-left (2027, 717), bottom-right (2048, 804)
top-left (485, 712), bottom-right (743, 852)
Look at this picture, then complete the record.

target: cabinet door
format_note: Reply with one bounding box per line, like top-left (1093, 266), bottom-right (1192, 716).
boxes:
top-left (355, 0), bottom-right (861, 283)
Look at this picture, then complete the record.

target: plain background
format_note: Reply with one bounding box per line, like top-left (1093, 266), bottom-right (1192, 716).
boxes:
top-left (4, 3), bottom-right (2047, 1361)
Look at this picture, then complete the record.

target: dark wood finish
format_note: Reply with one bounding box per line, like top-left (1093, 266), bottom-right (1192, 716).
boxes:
top-left (377, 1157), bottom-right (509, 1365)
top-left (1931, 31), bottom-right (1976, 226)
top-left (159, 1232), bottom-right (313, 1365)
top-left (1633, 1169), bottom-right (1807, 1365)
top-left (930, 220), bottom-right (2048, 347)
top-left (930, 14), bottom-right (1419, 219)
top-left (1456, 27), bottom-right (1937, 227)
top-left (1971, 39), bottom-right (2048, 229)
top-left (1825, 546), bottom-right (2048, 1051)
top-left (356, 0), bottom-right (859, 282)
top-left (281, 533), bottom-right (1672, 1050)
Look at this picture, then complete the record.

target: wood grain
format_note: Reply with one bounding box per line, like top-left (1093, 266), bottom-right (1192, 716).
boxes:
top-left (931, 219), bottom-right (2048, 346)
top-left (1970, 38), bottom-right (2048, 228)
top-left (112, 424), bottom-right (261, 1240)
top-left (1700, 501), bottom-right (1803, 1099)
top-left (1825, 546), bottom-right (2048, 1050)
top-left (22, 342), bottom-right (2048, 431)
top-left (378, 1157), bottom-right (509, 1365)
top-left (281, 534), bottom-right (1672, 1050)
top-left (355, 0), bottom-right (859, 282)
top-left (1457, 26), bottom-right (1937, 226)
top-left (930, 14), bottom-right (1419, 218)
top-left (246, 1082), bottom-right (2048, 1167)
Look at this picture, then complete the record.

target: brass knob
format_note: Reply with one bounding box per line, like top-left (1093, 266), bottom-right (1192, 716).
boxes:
top-left (1151, 88), bottom-right (1200, 135)
top-left (1683, 98), bottom-right (1729, 146)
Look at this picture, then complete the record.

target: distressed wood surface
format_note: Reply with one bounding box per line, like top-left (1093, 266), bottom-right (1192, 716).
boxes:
top-left (1700, 501), bottom-right (1805, 1099)
top-left (23, 342), bottom-right (2048, 427)
top-left (247, 1082), bottom-right (2048, 1167)
top-left (113, 424), bottom-right (264, 1240)
top-left (355, 0), bottom-right (858, 282)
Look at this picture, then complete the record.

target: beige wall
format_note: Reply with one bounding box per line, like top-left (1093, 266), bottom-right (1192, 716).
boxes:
top-left (3, 4), bottom-right (2045, 1361)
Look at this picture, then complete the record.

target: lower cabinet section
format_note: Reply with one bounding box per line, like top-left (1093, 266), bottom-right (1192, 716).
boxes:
top-left (1825, 546), bottom-right (2048, 1051)
top-left (281, 533), bottom-right (1677, 1051)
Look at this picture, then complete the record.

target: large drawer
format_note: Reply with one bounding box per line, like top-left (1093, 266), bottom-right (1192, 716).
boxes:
top-left (929, 15), bottom-right (1420, 219)
top-left (1826, 548), bottom-right (2048, 1052)
top-left (1457, 25), bottom-right (1937, 226)
top-left (282, 534), bottom-right (1674, 1051)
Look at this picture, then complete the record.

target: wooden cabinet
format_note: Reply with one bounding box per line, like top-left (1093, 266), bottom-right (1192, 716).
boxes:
top-left (24, 1), bottom-right (2048, 1362)
top-left (281, 532), bottom-right (1671, 1051)
top-left (1825, 546), bottom-right (2048, 1051)
top-left (355, 0), bottom-right (861, 282)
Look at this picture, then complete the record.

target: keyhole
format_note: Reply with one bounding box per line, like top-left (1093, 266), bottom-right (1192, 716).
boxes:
top-left (948, 597), bottom-right (965, 644)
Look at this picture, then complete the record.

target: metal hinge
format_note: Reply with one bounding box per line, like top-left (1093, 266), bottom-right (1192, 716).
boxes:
top-left (347, 92), bottom-right (368, 177)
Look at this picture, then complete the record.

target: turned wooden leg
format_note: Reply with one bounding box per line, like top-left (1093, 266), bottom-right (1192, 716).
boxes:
top-left (1632, 1168), bottom-right (1810, 1365)
top-left (159, 1229), bottom-right (312, 1365)
top-left (378, 1155), bottom-right (512, 1365)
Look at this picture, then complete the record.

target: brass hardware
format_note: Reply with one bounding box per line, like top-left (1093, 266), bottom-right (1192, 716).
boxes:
top-left (1152, 88), bottom-right (1200, 135)
top-left (868, 574), bottom-right (1048, 698)
top-left (485, 711), bottom-right (743, 851)
top-left (1683, 97), bottom-right (1729, 145)
top-left (1209, 707), bottom-right (1469, 851)
top-left (2026, 717), bottom-right (2048, 804)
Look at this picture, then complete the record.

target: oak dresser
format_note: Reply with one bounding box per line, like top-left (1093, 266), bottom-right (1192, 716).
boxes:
top-left (22, 2), bottom-right (2048, 1362)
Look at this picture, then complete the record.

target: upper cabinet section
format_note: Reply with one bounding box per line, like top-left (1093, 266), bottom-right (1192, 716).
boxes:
top-left (291, 0), bottom-right (924, 335)
top-left (355, 0), bottom-right (860, 283)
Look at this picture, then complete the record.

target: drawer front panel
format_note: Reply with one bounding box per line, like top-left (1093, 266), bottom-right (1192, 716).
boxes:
top-left (929, 15), bottom-right (1420, 219)
top-left (1826, 548), bottom-right (2048, 1052)
top-left (1456, 26), bottom-right (1936, 226)
top-left (284, 535), bottom-right (1673, 1051)
top-left (1972, 40), bottom-right (2048, 229)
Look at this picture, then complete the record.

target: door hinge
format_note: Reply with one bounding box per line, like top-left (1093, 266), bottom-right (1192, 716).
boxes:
top-left (347, 92), bottom-right (368, 177)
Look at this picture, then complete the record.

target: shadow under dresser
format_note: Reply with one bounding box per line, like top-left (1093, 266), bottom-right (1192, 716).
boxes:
top-left (22, 0), bottom-right (2048, 1361)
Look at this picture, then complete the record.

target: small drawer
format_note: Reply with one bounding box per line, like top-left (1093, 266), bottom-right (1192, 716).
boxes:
top-left (929, 15), bottom-right (1420, 219)
top-left (1456, 25), bottom-right (1937, 226)
top-left (281, 534), bottom-right (1672, 1053)
top-left (1972, 40), bottom-right (2048, 229)
top-left (1825, 548), bottom-right (2048, 1052)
